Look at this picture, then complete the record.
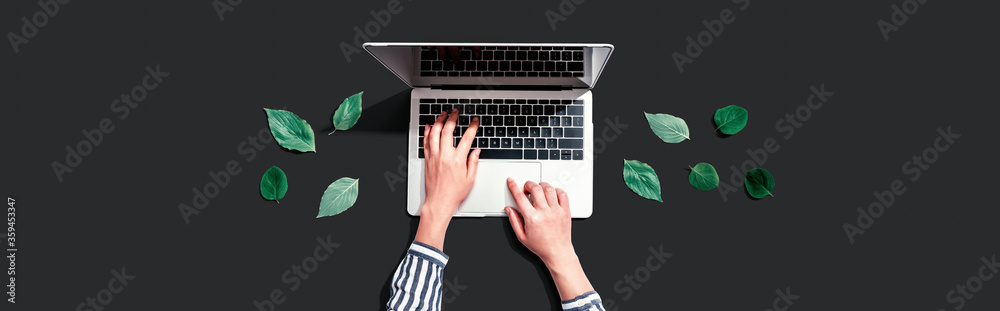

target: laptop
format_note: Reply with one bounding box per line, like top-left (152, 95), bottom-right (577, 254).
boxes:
top-left (364, 43), bottom-right (613, 218)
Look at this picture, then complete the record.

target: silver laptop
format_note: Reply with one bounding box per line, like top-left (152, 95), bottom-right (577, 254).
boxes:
top-left (365, 42), bottom-right (613, 218)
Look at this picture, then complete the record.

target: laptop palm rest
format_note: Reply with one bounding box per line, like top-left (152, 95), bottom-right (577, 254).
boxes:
top-left (456, 162), bottom-right (541, 214)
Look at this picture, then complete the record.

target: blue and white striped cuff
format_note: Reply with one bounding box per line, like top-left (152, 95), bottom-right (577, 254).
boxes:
top-left (562, 291), bottom-right (603, 311)
top-left (409, 241), bottom-right (449, 267)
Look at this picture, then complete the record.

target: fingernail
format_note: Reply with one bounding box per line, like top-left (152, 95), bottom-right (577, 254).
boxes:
top-left (473, 116), bottom-right (479, 122)
top-left (453, 108), bottom-right (459, 113)
top-left (507, 177), bottom-right (514, 183)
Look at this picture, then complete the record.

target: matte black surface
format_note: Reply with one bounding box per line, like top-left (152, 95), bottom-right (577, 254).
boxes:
top-left (2, 0), bottom-right (999, 310)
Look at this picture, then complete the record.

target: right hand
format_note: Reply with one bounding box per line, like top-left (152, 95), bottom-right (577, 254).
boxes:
top-left (503, 178), bottom-right (576, 267)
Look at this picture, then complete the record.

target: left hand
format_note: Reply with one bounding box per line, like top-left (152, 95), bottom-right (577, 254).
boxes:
top-left (421, 108), bottom-right (481, 220)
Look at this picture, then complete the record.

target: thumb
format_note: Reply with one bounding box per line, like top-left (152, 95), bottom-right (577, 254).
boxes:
top-left (466, 148), bottom-right (481, 180)
top-left (504, 206), bottom-right (527, 242)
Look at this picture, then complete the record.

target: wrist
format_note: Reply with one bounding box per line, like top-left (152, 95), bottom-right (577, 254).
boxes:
top-left (542, 251), bottom-right (580, 272)
top-left (414, 203), bottom-right (454, 250)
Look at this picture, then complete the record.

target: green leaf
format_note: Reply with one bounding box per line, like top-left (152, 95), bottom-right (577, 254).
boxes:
top-left (330, 91), bottom-right (363, 134)
top-left (264, 108), bottom-right (316, 152)
top-left (744, 168), bottom-right (775, 199)
top-left (714, 105), bottom-right (748, 135)
top-left (644, 112), bottom-right (690, 143)
top-left (317, 177), bottom-right (359, 218)
top-left (688, 162), bottom-right (719, 191)
top-left (260, 166), bottom-right (288, 203)
top-left (623, 159), bottom-right (662, 202)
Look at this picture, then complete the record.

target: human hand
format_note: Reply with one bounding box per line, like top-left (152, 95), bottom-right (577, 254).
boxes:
top-left (503, 178), bottom-right (576, 267)
top-left (420, 108), bottom-right (481, 217)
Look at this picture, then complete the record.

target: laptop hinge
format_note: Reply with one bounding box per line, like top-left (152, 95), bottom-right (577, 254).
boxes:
top-left (430, 84), bottom-right (575, 91)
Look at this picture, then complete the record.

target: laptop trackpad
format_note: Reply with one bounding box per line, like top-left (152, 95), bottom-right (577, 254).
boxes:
top-left (458, 162), bottom-right (541, 214)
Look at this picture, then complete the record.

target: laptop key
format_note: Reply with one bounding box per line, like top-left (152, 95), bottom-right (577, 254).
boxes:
top-left (547, 139), bottom-right (558, 149)
top-left (480, 116), bottom-right (492, 126)
top-left (550, 150), bottom-right (561, 160)
top-left (573, 150), bottom-right (583, 160)
top-left (479, 149), bottom-right (522, 159)
top-left (431, 104), bottom-right (441, 114)
top-left (553, 128), bottom-right (563, 137)
top-left (536, 138), bottom-right (546, 148)
top-left (518, 127), bottom-right (529, 137)
top-left (564, 128), bottom-right (584, 137)
top-left (573, 52), bottom-right (584, 61)
top-left (501, 138), bottom-right (511, 148)
top-left (516, 116), bottom-right (526, 126)
top-left (526, 116), bottom-right (537, 126)
top-left (490, 138), bottom-right (500, 148)
top-left (525, 138), bottom-right (534, 148)
top-left (504, 116), bottom-right (515, 125)
top-left (567, 106), bottom-right (584, 115)
top-left (556, 62), bottom-right (567, 71)
top-left (573, 100), bottom-right (584, 105)
top-left (555, 106), bottom-right (566, 115)
top-left (544, 105), bottom-right (555, 115)
top-left (538, 150), bottom-right (548, 160)
top-left (459, 116), bottom-right (470, 125)
top-left (550, 116), bottom-right (560, 126)
top-left (441, 104), bottom-right (452, 112)
top-left (568, 62), bottom-right (584, 71)
top-left (465, 105), bottom-right (476, 114)
top-left (419, 104), bottom-right (430, 114)
top-left (507, 126), bottom-right (518, 137)
top-left (551, 51), bottom-right (560, 61)
top-left (478, 138), bottom-right (489, 147)
top-left (510, 105), bottom-right (520, 115)
top-left (476, 105), bottom-right (487, 114)
top-left (524, 149), bottom-right (537, 160)
top-left (530, 127), bottom-right (541, 137)
top-left (573, 117), bottom-right (583, 127)
top-left (487, 105), bottom-right (498, 114)
top-left (559, 139), bottom-right (583, 149)
top-left (562, 117), bottom-right (572, 126)
top-left (420, 98), bottom-right (436, 103)
top-left (418, 148), bottom-right (424, 158)
top-left (538, 116), bottom-right (549, 126)
top-left (419, 115), bottom-right (436, 125)
top-left (513, 138), bottom-right (523, 148)
top-left (484, 127), bottom-right (494, 137)
top-left (541, 128), bottom-right (551, 137)
top-left (496, 127), bottom-right (506, 137)
top-left (499, 105), bottom-right (509, 115)
top-left (561, 150), bottom-right (573, 160)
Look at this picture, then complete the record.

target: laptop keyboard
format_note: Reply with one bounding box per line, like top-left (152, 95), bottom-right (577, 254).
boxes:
top-left (419, 46), bottom-right (586, 78)
top-left (417, 98), bottom-right (586, 160)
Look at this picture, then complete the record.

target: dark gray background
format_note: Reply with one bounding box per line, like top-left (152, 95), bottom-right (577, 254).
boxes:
top-left (3, 0), bottom-right (998, 310)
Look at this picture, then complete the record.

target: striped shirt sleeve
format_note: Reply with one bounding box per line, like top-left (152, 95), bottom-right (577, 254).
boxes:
top-left (562, 291), bottom-right (605, 311)
top-left (386, 241), bottom-right (449, 311)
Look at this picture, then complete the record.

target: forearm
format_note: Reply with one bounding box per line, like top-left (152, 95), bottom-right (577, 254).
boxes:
top-left (413, 203), bottom-right (454, 250)
top-left (545, 254), bottom-right (595, 300)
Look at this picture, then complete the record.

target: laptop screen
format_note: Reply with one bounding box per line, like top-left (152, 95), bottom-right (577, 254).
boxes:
top-left (365, 43), bottom-right (613, 89)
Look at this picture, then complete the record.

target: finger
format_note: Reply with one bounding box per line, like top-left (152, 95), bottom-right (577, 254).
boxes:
top-left (466, 148), bottom-right (481, 180)
top-left (422, 124), bottom-right (431, 157)
top-left (556, 188), bottom-right (570, 211)
top-left (440, 108), bottom-right (459, 150)
top-left (539, 182), bottom-right (560, 208)
top-left (436, 46), bottom-right (448, 62)
top-left (447, 47), bottom-right (460, 64)
top-left (456, 116), bottom-right (479, 152)
top-left (507, 178), bottom-right (535, 214)
top-left (428, 111), bottom-right (447, 154)
top-left (504, 206), bottom-right (527, 242)
top-left (523, 181), bottom-right (549, 209)
top-left (472, 46), bottom-right (481, 60)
